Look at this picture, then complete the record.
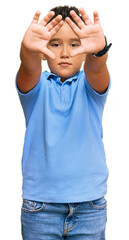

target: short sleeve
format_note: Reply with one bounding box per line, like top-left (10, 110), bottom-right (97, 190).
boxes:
top-left (84, 72), bottom-right (111, 108)
top-left (15, 74), bottom-right (42, 126)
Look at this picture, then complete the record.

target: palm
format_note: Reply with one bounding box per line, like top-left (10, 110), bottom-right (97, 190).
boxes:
top-left (22, 11), bottom-right (63, 59)
top-left (79, 25), bottom-right (105, 54)
top-left (66, 8), bottom-right (105, 56)
top-left (23, 24), bottom-right (51, 53)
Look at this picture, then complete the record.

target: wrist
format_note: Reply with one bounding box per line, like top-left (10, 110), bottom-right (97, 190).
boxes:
top-left (92, 36), bottom-right (112, 57)
top-left (85, 51), bottom-right (108, 73)
top-left (20, 43), bottom-right (42, 73)
top-left (20, 43), bottom-right (41, 60)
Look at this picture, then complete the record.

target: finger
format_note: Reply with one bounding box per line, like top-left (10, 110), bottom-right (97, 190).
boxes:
top-left (50, 20), bottom-right (64, 36)
top-left (42, 48), bottom-right (55, 59)
top-left (31, 11), bottom-right (41, 24)
top-left (39, 11), bottom-right (55, 26)
top-left (70, 46), bottom-right (84, 57)
top-left (65, 17), bottom-right (81, 36)
top-left (93, 11), bottom-right (100, 24)
top-left (79, 8), bottom-right (92, 25)
top-left (69, 10), bottom-right (84, 29)
top-left (46, 15), bottom-right (63, 31)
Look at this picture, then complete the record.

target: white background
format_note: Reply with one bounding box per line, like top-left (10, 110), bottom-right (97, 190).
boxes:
top-left (0, 0), bottom-right (128, 239)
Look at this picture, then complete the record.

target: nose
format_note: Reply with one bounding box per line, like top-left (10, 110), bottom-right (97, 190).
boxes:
top-left (60, 45), bottom-right (69, 58)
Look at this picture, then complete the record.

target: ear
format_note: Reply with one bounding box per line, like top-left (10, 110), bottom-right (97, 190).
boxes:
top-left (83, 53), bottom-right (87, 62)
top-left (41, 53), bottom-right (47, 60)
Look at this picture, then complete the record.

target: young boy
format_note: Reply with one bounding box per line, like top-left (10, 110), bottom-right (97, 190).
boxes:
top-left (16, 5), bottom-right (111, 240)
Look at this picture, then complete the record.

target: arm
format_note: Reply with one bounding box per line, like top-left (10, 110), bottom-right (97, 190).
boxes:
top-left (66, 9), bottom-right (110, 93)
top-left (84, 53), bottom-right (109, 93)
top-left (17, 11), bottom-right (63, 93)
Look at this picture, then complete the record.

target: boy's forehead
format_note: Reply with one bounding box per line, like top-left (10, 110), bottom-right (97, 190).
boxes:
top-left (51, 21), bottom-right (79, 40)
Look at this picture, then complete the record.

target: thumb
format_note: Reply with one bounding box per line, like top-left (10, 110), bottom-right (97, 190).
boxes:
top-left (41, 48), bottom-right (55, 59)
top-left (70, 46), bottom-right (84, 57)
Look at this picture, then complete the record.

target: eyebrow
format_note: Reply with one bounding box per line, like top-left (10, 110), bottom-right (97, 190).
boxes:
top-left (49, 38), bottom-right (80, 43)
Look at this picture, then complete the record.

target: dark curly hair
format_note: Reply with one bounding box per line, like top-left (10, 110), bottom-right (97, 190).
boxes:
top-left (49, 5), bottom-right (84, 24)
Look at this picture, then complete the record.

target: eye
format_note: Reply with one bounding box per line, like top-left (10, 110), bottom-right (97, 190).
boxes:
top-left (51, 43), bottom-right (60, 47)
top-left (71, 43), bottom-right (80, 47)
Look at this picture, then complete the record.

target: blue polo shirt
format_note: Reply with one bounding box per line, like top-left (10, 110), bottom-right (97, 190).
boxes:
top-left (16, 70), bottom-right (110, 203)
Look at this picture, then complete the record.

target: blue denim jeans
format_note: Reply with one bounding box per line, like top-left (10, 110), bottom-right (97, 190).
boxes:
top-left (21, 197), bottom-right (107, 240)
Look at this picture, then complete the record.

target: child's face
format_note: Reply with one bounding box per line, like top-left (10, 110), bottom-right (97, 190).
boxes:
top-left (47, 22), bottom-right (86, 82)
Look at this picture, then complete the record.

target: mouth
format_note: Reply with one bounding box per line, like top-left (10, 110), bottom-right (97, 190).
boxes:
top-left (58, 62), bottom-right (72, 67)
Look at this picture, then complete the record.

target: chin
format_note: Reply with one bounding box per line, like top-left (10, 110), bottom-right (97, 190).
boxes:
top-left (59, 71), bottom-right (76, 79)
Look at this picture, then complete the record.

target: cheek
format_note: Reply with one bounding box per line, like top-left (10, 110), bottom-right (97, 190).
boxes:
top-left (48, 46), bottom-right (60, 54)
top-left (47, 59), bottom-right (58, 73)
top-left (73, 56), bottom-right (84, 67)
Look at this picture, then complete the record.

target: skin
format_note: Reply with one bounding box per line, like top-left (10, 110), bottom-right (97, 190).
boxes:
top-left (46, 21), bottom-right (86, 82)
top-left (66, 8), bottom-right (109, 93)
top-left (17, 8), bottom-right (110, 93)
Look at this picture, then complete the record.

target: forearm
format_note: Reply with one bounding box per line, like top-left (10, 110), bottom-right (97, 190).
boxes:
top-left (84, 53), bottom-right (110, 93)
top-left (20, 43), bottom-right (42, 72)
top-left (17, 43), bottom-right (42, 93)
top-left (85, 52), bottom-right (108, 73)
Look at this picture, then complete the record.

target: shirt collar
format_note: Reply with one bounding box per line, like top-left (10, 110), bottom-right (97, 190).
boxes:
top-left (44, 71), bottom-right (81, 83)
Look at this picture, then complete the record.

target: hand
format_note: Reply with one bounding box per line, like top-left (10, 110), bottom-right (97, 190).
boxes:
top-left (22, 11), bottom-right (63, 59)
top-left (65, 8), bottom-right (105, 56)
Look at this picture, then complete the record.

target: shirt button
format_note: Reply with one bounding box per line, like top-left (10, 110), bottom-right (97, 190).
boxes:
top-left (62, 98), bottom-right (67, 102)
